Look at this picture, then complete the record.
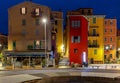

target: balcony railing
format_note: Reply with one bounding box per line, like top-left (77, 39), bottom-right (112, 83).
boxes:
top-left (90, 26), bottom-right (99, 28)
top-left (88, 45), bottom-right (99, 48)
top-left (88, 33), bottom-right (99, 37)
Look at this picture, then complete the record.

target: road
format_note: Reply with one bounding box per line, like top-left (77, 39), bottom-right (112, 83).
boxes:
top-left (0, 68), bottom-right (120, 77)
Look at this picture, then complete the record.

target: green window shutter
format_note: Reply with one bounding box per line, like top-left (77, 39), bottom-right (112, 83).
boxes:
top-left (13, 41), bottom-right (16, 49)
top-left (94, 49), bottom-right (97, 55)
top-left (34, 40), bottom-right (36, 48)
top-left (93, 17), bottom-right (96, 24)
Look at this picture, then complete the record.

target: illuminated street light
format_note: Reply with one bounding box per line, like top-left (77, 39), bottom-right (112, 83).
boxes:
top-left (105, 46), bottom-right (109, 50)
top-left (0, 44), bottom-right (2, 47)
top-left (42, 18), bottom-right (47, 67)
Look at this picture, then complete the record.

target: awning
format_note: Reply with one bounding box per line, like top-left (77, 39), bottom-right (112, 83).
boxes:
top-left (4, 51), bottom-right (50, 57)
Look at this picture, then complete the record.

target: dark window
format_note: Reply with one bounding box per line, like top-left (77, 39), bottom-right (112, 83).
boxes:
top-left (22, 19), bottom-right (26, 26)
top-left (71, 36), bottom-right (80, 43)
top-left (105, 38), bottom-right (107, 42)
top-left (21, 29), bottom-right (26, 36)
top-left (13, 41), bottom-right (16, 49)
top-left (74, 49), bottom-right (78, 54)
top-left (36, 19), bottom-right (40, 25)
top-left (81, 9), bottom-right (84, 14)
top-left (88, 10), bottom-right (91, 14)
top-left (55, 20), bottom-right (58, 25)
top-left (110, 38), bottom-right (112, 42)
top-left (110, 54), bottom-right (112, 58)
top-left (104, 55), bottom-right (107, 59)
top-left (110, 29), bottom-right (112, 32)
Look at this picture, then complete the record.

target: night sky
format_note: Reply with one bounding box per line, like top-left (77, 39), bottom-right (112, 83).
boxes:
top-left (0, 0), bottom-right (120, 34)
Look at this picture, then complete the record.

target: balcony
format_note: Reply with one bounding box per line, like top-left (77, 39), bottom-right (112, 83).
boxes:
top-left (31, 11), bottom-right (41, 17)
top-left (88, 45), bottom-right (99, 48)
top-left (88, 33), bottom-right (99, 37)
top-left (90, 26), bottom-right (99, 28)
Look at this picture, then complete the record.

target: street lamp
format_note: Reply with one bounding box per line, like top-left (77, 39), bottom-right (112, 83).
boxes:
top-left (42, 18), bottom-right (47, 67)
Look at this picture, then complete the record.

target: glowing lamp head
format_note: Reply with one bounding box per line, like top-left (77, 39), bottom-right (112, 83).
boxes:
top-left (42, 18), bottom-right (47, 23)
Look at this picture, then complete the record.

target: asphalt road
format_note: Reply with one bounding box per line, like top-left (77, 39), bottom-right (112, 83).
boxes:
top-left (0, 68), bottom-right (120, 77)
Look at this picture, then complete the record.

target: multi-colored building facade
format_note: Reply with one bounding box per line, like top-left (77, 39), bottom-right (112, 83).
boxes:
top-left (104, 19), bottom-right (117, 63)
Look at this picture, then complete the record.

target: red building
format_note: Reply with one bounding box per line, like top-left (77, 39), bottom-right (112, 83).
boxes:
top-left (66, 15), bottom-right (88, 65)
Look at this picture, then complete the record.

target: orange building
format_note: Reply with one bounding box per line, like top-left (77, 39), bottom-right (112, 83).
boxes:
top-left (104, 19), bottom-right (117, 63)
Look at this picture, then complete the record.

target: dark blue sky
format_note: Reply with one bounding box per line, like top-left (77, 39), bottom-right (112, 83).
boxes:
top-left (0, 0), bottom-right (120, 34)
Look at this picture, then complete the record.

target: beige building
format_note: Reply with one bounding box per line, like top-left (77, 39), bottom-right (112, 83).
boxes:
top-left (5, 1), bottom-right (52, 68)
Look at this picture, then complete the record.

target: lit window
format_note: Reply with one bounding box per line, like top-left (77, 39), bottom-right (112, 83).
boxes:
top-left (35, 8), bottom-right (40, 16)
top-left (110, 20), bottom-right (113, 25)
top-left (20, 7), bottom-right (26, 15)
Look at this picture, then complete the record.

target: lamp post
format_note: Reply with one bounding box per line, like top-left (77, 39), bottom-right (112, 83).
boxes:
top-left (42, 18), bottom-right (47, 67)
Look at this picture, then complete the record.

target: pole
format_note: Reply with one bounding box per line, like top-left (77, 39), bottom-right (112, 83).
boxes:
top-left (45, 23), bottom-right (47, 67)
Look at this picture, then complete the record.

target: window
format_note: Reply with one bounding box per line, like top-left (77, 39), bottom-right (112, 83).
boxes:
top-left (71, 36), bottom-right (80, 43)
top-left (110, 29), bottom-right (112, 32)
top-left (35, 8), bottom-right (40, 16)
top-left (93, 17), bottom-right (96, 24)
top-left (82, 9), bottom-right (84, 14)
top-left (88, 10), bottom-right (91, 14)
top-left (74, 49), bottom-right (78, 54)
top-left (110, 20), bottom-right (113, 25)
top-left (55, 20), bottom-right (58, 25)
top-left (94, 49), bottom-right (97, 55)
top-left (35, 30), bottom-right (39, 35)
top-left (104, 55), bottom-right (107, 59)
top-left (20, 7), bottom-right (26, 15)
top-left (34, 40), bottom-right (40, 49)
top-left (105, 21), bottom-right (107, 24)
top-left (71, 21), bottom-right (80, 28)
top-left (105, 38), bottom-right (107, 42)
top-left (13, 41), bottom-right (16, 49)
top-left (110, 54), bottom-right (112, 59)
top-left (110, 38), bottom-right (112, 42)
top-left (105, 29), bottom-right (107, 32)
top-left (22, 19), bottom-right (26, 25)
top-left (110, 44), bottom-right (114, 50)
top-left (93, 40), bottom-right (97, 45)
top-left (36, 19), bottom-right (40, 25)
top-left (21, 29), bottom-right (26, 36)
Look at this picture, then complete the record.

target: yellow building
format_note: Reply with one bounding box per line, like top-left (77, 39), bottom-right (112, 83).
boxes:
top-left (51, 11), bottom-right (64, 57)
top-left (88, 15), bottom-right (105, 64)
